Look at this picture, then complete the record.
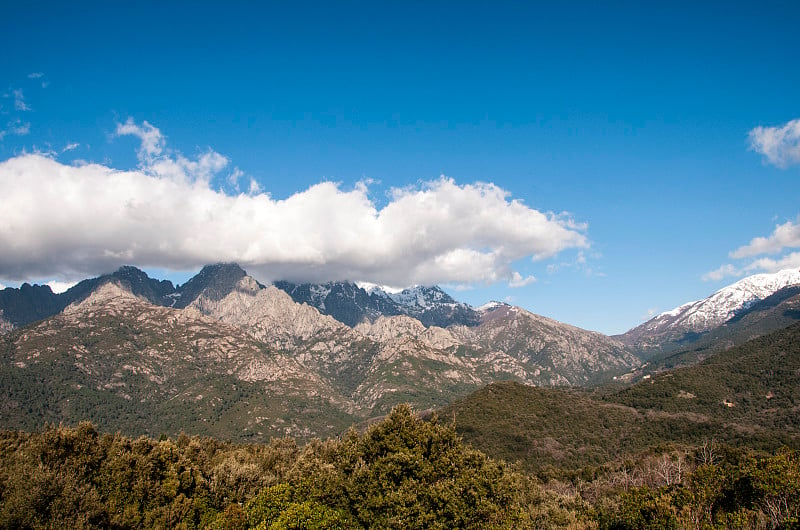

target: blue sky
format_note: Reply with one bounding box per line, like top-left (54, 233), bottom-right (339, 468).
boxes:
top-left (1, 1), bottom-right (799, 334)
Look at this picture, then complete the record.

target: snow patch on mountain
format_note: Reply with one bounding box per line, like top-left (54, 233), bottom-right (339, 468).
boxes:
top-left (385, 285), bottom-right (457, 309)
top-left (477, 301), bottom-right (505, 312)
top-left (652, 268), bottom-right (800, 333)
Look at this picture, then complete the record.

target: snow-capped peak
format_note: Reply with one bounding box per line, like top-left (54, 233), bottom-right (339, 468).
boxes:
top-left (385, 285), bottom-right (451, 309)
top-left (654, 268), bottom-right (800, 332)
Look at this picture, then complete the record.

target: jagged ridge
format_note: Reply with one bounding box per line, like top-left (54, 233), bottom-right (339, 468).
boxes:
top-left (273, 280), bottom-right (481, 328)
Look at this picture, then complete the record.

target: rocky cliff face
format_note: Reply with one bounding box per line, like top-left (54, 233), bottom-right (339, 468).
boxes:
top-left (355, 303), bottom-right (638, 387)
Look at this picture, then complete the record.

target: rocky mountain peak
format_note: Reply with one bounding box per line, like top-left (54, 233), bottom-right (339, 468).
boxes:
top-left (174, 262), bottom-right (258, 308)
top-left (274, 280), bottom-right (481, 328)
top-left (0, 282), bottom-right (62, 329)
top-left (62, 280), bottom-right (146, 315)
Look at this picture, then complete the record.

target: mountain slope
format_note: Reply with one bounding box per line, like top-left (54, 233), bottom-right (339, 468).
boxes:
top-left (638, 285), bottom-right (800, 372)
top-left (454, 303), bottom-right (638, 385)
top-left (620, 268), bottom-right (800, 356)
top-left (0, 281), bottom-right (352, 440)
top-left (609, 320), bottom-right (800, 428)
top-left (441, 322), bottom-right (800, 475)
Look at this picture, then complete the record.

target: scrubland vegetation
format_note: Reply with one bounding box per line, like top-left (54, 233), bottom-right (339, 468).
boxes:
top-left (1, 405), bottom-right (799, 529)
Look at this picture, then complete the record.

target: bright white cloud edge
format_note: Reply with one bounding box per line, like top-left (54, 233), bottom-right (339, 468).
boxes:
top-left (0, 119), bottom-right (588, 288)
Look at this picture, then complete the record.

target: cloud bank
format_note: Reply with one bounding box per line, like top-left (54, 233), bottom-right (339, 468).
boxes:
top-left (0, 120), bottom-right (588, 287)
top-left (748, 118), bottom-right (800, 168)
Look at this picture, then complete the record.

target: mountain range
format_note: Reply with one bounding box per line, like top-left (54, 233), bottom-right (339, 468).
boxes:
top-left (1, 264), bottom-right (800, 441)
top-left (0, 263), bottom-right (636, 440)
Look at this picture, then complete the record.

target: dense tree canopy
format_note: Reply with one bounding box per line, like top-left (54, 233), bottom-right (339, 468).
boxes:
top-left (2, 407), bottom-right (799, 529)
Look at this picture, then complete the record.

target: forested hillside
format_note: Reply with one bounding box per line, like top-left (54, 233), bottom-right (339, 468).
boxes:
top-left (2, 406), bottom-right (799, 529)
top-left (442, 322), bottom-right (800, 478)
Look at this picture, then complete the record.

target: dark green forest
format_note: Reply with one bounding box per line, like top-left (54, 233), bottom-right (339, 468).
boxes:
top-left (1, 406), bottom-right (799, 529)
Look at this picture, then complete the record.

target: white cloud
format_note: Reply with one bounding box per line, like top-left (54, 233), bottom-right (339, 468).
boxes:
top-left (748, 118), bottom-right (800, 168)
top-left (742, 252), bottom-right (800, 274)
top-left (115, 118), bottom-right (235, 188)
top-left (45, 280), bottom-right (77, 294)
top-left (730, 218), bottom-right (800, 258)
top-left (115, 118), bottom-right (166, 162)
top-left (706, 127), bottom-right (800, 280)
top-left (0, 121), bottom-right (588, 286)
top-left (62, 143), bottom-right (80, 153)
top-left (508, 272), bottom-right (536, 288)
top-left (704, 217), bottom-right (800, 281)
top-left (13, 89), bottom-right (30, 111)
top-left (702, 264), bottom-right (739, 282)
top-left (27, 72), bottom-right (44, 79)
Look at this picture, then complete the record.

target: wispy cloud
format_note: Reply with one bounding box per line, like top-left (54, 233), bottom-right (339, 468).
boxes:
top-left (1, 119), bottom-right (31, 139)
top-left (115, 118), bottom-right (166, 162)
top-left (545, 250), bottom-right (602, 277)
top-left (12, 89), bottom-right (30, 111)
top-left (11, 121), bottom-right (30, 136)
top-left (641, 307), bottom-right (659, 321)
top-left (115, 118), bottom-right (234, 187)
top-left (0, 120), bottom-right (588, 286)
top-left (748, 118), bottom-right (800, 168)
